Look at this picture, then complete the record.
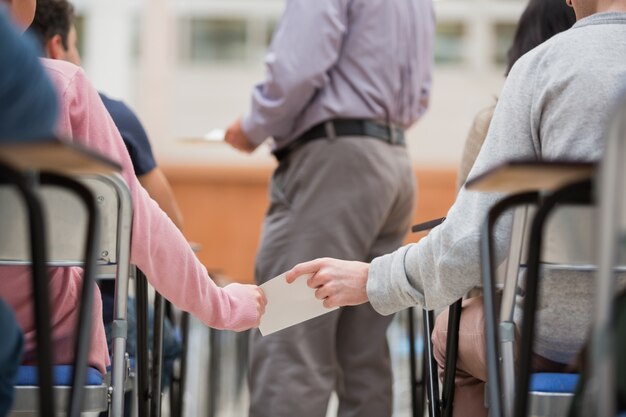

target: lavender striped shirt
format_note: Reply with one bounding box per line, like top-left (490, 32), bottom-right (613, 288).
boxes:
top-left (241, 0), bottom-right (435, 150)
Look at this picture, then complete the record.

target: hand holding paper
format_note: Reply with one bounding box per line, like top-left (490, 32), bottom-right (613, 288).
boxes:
top-left (225, 118), bottom-right (258, 153)
top-left (285, 258), bottom-right (370, 308)
top-left (258, 259), bottom-right (370, 336)
top-left (259, 272), bottom-right (338, 336)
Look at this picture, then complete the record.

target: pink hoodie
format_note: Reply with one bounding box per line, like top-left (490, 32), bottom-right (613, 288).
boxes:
top-left (0, 59), bottom-right (259, 373)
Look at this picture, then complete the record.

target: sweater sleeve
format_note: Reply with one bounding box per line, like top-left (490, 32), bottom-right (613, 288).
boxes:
top-left (367, 54), bottom-right (541, 314)
top-left (55, 64), bottom-right (258, 330)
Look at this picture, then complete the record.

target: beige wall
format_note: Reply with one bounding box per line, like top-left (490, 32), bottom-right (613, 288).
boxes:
top-left (164, 164), bottom-right (458, 284)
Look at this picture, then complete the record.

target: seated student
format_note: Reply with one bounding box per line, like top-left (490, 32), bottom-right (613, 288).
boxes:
top-left (423, 1), bottom-right (577, 411)
top-left (286, 1), bottom-right (626, 417)
top-left (0, 6), bottom-right (58, 415)
top-left (0, 0), bottom-right (266, 375)
top-left (28, 0), bottom-right (183, 386)
top-left (433, 0), bottom-right (576, 412)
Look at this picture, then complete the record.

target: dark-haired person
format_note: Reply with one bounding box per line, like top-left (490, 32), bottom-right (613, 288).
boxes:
top-left (285, 0), bottom-right (626, 416)
top-left (28, 0), bottom-right (185, 388)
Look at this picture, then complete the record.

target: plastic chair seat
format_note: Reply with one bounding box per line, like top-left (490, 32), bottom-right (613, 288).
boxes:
top-left (13, 365), bottom-right (109, 413)
top-left (528, 373), bottom-right (578, 417)
top-left (16, 365), bottom-right (104, 386)
top-left (530, 373), bottom-right (579, 394)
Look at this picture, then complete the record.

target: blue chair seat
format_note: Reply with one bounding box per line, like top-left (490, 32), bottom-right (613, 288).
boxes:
top-left (530, 372), bottom-right (579, 394)
top-left (16, 365), bottom-right (104, 386)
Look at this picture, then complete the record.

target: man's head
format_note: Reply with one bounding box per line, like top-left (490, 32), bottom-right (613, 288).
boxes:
top-left (28, 0), bottom-right (80, 65)
top-left (1, 0), bottom-right (37, 30)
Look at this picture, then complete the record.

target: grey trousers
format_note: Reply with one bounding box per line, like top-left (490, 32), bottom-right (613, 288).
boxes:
top-left (248, 136), bottom-right (416, 417)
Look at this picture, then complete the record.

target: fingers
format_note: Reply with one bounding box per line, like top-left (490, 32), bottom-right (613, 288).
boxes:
top-left (285, 258), bottom-right (327, 283)
top-left (314, 283), bottom-right (340, 309)
top-left (256, 287), bottom-right (267, 316)
top-left (314, 284), bottom-right (331, 301)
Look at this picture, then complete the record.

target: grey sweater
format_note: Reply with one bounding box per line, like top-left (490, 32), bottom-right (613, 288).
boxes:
top-left (367, 12), bottom-right (626, 364)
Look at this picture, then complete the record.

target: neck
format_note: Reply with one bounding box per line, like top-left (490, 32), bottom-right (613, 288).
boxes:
top-left (599, 0), bottom-right (626, 13)
top-left (576, 0), bottom-right (626, 19)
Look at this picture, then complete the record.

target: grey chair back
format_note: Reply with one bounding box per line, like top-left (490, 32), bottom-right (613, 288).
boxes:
top-left (0, 173), bottom-right (132, 417)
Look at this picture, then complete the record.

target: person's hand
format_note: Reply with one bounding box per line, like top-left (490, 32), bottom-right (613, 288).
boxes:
top-left (223, 283), bottom-right (267, 331)
top-left (285, 258), bottom-right (370, 308)
top-left (225, 118), bottom-right (258, 153)
top-left (249, 285), bottom-right (268, 326)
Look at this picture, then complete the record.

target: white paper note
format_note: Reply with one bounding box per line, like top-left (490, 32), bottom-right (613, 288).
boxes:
top-left (259, 272), bottom-right (339, 336)
top-left (203, 129), bottom-right (225, 142)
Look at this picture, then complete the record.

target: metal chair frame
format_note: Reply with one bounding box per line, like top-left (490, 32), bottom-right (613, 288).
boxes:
top-left (408, 218), bottom-right (462, 417)
top-left (0, 172), bottom-right (133, 417)
top-left (585, 92), bottom-right (626, 417)
top-left (480, 178), bottom-right (595, 417)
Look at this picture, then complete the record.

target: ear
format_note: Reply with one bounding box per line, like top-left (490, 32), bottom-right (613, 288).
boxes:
top-left (45, 34), bottom-right (66, 60)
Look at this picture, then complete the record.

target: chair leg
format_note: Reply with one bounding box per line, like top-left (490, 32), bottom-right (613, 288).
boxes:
top-left (170, 312), bottom-right (189, 417)
top-left (441, 299), bottom-right (463, 417)
top-left (136, 271), bottom-right (150, 417)
top-left (151, 293), bottom-right (165, 417)
top-left (424, 310), bottom-right (441, 417)
top-left (408, 307), bottom-right (427, 417)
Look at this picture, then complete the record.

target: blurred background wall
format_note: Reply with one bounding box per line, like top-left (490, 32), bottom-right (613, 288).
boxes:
top-left (71, 0), bottom-right (526, 283)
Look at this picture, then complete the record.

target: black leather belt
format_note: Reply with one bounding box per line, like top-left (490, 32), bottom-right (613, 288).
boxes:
top-left (273, 119), bottom-right (406, 162)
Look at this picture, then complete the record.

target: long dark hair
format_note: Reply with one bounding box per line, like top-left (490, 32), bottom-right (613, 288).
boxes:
top-left (506, 0), bottom-right (576, 75)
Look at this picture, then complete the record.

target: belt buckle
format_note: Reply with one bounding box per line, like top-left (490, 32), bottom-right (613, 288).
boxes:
top-left (324, 121), bottom-right (337, 141)
top-left (388, 123), bottom-right (398, 145)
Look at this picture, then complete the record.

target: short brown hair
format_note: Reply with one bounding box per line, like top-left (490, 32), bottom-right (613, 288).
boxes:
top-left (28, 0), bottom-right (75, 51)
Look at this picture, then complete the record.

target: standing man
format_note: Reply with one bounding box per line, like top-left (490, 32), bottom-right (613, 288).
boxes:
top-left (224, 0), bottom-right (435, 416)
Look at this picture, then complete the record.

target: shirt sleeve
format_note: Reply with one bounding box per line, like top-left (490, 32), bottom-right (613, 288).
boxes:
top-left (100, 95), bottom-right (157, 176)
top-left (56, 66), bottom-right (259, 331)
top-left (366, 55), bottom-right (541, 315)
top-left (240, 0), bottom-right (349, 144)
top-left (0, 11), bottom-right (57, 142)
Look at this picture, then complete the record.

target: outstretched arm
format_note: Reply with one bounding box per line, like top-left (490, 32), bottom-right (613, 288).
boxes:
top-left (48, 60), bottom-right (266, 331)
